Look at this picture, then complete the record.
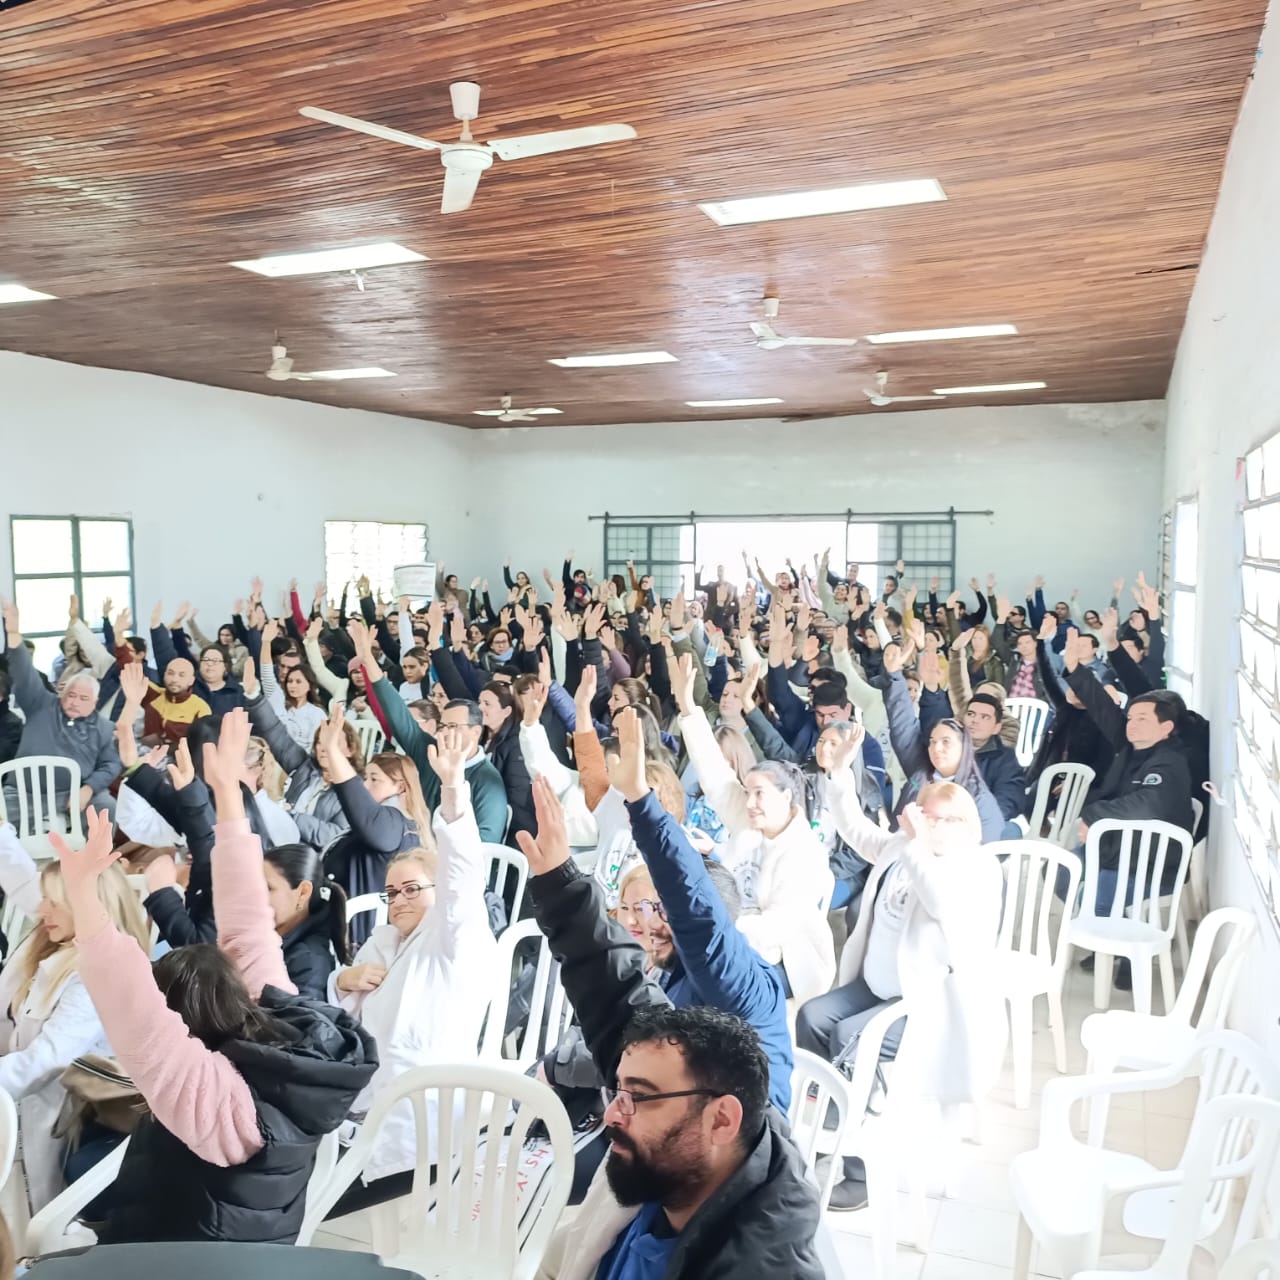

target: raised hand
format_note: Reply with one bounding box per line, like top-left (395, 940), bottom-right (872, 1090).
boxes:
top-left (150, 600), bottom-right (164, 629)
top-left (203, 707), bottom-right (252, 811)
top-left (114, 607), bottom-right (133, 635)
top-left (831, 622), bottom-right (849, 654)
top-left (1035, 574), bottom-right (1046, 590)
top-left (306, 615), bottom-right (324, 642)
top-left (1038, 614), bottom-right (1057, 643)
top-left (68, 593), bottom-right (80, 623)
top-left (50, 807), bottom-right (120, 896)
top-left (120, 660), bottom-right (149, 707)
top-left (995, 595), bottom-right (1011, 625)
top-left (259, 617), bottom-right (279, 652)
top-left (250, 576), bottom-right (264, 601)
top-left (573, 663), bottom-right (597, 726)
top-left (907, 617), bottom-right (926, 652)
top-left (449, 611), bottom-right (466, 651)
top-left (523, 611), bottom-right (546, 651)
top-left (583, 601), bottom-right (606, 640)
top-left (0, 599), bottom-right (19, 643)
top-left (521, 680), bottom-right (550, 727)
top-left (918, 648), bottom-right (942, 690)
top-left (825, 722), bottom-right (865, 774)
top-left (167, 737), bottom-right (196, 790)
top-left (241, 655), bottom-right (260, 698)
top-left (171, 601), bottom-right (191, 629)
top-left (515, 775), bottom-right (572, 876)
top-left (144, 853), bottom-right (180, 895)
top-left (952, 625), bottom-right (972, 650)
top-left (612, 706), bottom-right (650, 803)
top-left (1099, 607), bottom-right (1120, 651)
top-left (668, 591), bottom-right (686, 633)
top-left (672, 652), bottom-right (698, 716)
top-left (140, 744), bottom-right (171, 773)
top-left (314, 581), bottom-right (327, 605)
top-left (986, 573), bottom-right (996, 591)
top-left (100, 596), bottom-right (112, 619)
top-left (882, 641), bottom-right (905, 675)
top-left (740, 659), bottom-right (766, 709)
top-left (426, 723), bottom-right (469, 790)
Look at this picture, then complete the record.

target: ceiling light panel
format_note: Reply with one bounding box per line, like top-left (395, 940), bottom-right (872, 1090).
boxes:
top-left (932, 381), bottom-right (1047, 394)
top-left (866, 324), bottom-right (1017, 344)
top-left (230, 242), bottom-right (426, 278)
top-left (549, 352), bottom-right (677, 368)
top-left (698, 179), bottom-right (946, 227)
top-left (306, 367), bottom-right (397, 380)
top-left (0, 284), bottom-right (56, 304)
top-left (685, 398), bottom-right (784, 408)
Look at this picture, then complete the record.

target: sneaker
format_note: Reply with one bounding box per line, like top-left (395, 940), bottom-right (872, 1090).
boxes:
top-left (1114, 958), bottom-right (1133, 991)
top-left (827, 1177), bottom-right (870, 1212)
top-left (1079, 953), bottom-right (1096, 972)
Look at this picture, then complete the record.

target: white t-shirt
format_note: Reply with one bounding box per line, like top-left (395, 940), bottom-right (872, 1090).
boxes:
top-left (861, 859), bottom-right (912, 1000)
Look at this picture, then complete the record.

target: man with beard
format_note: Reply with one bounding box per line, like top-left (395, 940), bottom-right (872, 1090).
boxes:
top-left (518, 767), bottom-right (823, 1279)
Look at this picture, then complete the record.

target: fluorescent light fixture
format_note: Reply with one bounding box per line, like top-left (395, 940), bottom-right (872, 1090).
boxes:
top-left (306, 367), bottom-right (397, 381)
top-left (866, 323), bottom-right (1018, 344)
top-left (230, 242), bottom-right (426, 278)
top-left (0, 284), bottom-right (56, 304)
top-left (932, 381), bottom-right (1047, 395)
top-left (685, 398), bottom-right (784, 408)
top-left (548, 351), bottom-right (677, 368)
top-left (698, 178), bottom-right (946, 227)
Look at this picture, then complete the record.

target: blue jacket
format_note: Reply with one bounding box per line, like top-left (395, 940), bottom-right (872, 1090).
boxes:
top-left (628, 791), bottom-right (793, 1112)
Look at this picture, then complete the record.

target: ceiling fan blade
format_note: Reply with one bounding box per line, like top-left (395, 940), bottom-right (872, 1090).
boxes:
top-left (473, 409), bottom-right (504, 416)
top-left (888, 395), bottom-right (945, 403)
top-left (780, 336), bottom-right (859, 347)
top-left (527, 408), bottom-right (563, 416)
top-left (288, 373), bottom-right (316, 382)
top-left (441, 165), bottom-right (483, 214)
top-left (299, 106), bottom-right (444, 153)
top-left (488, 123), bottom-right (636, 161)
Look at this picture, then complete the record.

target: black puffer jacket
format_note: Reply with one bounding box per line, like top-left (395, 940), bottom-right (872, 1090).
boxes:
top-left (282, 900), bottom-right (342, 1001)
top-left (98, 989), bottom-right (377, 1246)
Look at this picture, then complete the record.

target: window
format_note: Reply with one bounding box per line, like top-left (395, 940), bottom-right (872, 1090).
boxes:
top-left (1235, 437), bottom-right (1280, 923)
top-left (324, 521), bottom-right (428, 604)
top-left (1166, 497), bottom-right (1198, 699)
top-left (9, 516), bottom-right (135, 672)
top-left (604, 522), bottom-right (695, 601)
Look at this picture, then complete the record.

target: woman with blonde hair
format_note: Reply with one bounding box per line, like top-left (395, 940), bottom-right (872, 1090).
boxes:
top-left (314, 704), bottom-right (434, 942)
top-left (0, 819), bottom-right (151, 1212)
top-left (326, 726), bottom-right (498, 1213)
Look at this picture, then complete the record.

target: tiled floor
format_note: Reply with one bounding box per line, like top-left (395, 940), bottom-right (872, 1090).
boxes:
top-left (311, 959), bottom-right (1200, 1277)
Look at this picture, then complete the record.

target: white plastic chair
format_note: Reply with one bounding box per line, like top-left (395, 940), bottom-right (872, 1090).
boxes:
top-left (0, 1087), bottom-right (17, 1191)
top-left (1067, 819), bottom-right (1194, 1015)
top-left (992, 839), bottom-right (1082, 1107)
top-left (1026, 761), bottom-right (1096, 848)
top-left (1010, 1031), bottom-right (1280, 1280)
top-left (26, 1129), bottom-right (340, 1256)
top-left (484, 843), bottom-right (529, 924)
top-left (1005, 697), bottom-right (1051, 768)
top-left (479, 918), bottom-right (574, 1069)
top-left (346, 891), bottom-right (388, 933)
top-left (1171, 797), bottom-right (1207, 968)
top-left (1070, 1095), bottom-right (1280, 1280)
top-left (788, 1048), bottom-right (854, 1209)
top-left (298, 1063), bottom-right (574, 1280)
top-left (0, 755), bottom-right (86, 859)
top-left (1080, 907), bottom-right (1256, 1145)
top-left (350, 717), bottom-right (385, 762)
top-left (1220, 1240), bottom-right (1280, 1280)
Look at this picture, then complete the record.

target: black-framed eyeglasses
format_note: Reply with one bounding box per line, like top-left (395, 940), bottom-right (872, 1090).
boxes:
top-left (619, 898), bottom-right (667, 922)
top-left (379, 882), bottom-right (434, 903)
top-left (604, 1086), bottom-right (719, 1117)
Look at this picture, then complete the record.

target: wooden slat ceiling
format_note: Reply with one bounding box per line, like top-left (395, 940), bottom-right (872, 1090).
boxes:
top-left (0, 0), bottom-right (1265, 426)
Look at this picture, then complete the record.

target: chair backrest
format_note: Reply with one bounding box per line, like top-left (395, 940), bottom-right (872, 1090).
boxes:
top-left (0, 755), bottom-right (85, 856)
top-left (26, 1134), bottom-right (130, 1255)
top-left (480, 919), bottom-right (574, 1069)
top-left (1171, 906), bottom-right (1256, 1030)
top-left (1026, 762), bottom-right (1096, 847)
top-left (994, 839), bottom-right (1082, 971)
top-left (1081, 819), bottom-right (1194, 932)
top-left (484, 843), bottom-right (530, 923)
top-left (788, 1049), bottom-right (854, 1209)
top-left (1221, 1239), bottom-right (1280, 1280)
top-left (351, 718), bottom-right (385, 762)
top-left (346, 891), bottom-right (388, 931)
top-left (1147, 1090), bottom-right (1280, 1271)
top-left (0, 1087), bottom-right (17, 1191)
top-left (298, 1063), bottom-right (575, 1280)
top-left (1004, 697), bottom-right (1051, 768)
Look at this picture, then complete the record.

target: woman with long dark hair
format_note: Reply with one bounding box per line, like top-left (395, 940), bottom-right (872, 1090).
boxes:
top-left (262, 843), bottom-right (351, 1001)
top-left (477, 680), bottom-right (535, 838)
top-left (48, 709), bottom-right (376, 1245)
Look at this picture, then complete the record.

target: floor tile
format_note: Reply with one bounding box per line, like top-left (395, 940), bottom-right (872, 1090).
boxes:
top-left (826, 1229), bottom-right (926, 1278)
top-left (929, 1201), bottom-right (1021, 1267)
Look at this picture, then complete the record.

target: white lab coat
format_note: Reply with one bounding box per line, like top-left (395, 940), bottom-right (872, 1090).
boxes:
top-left (330, 793), bottom-right (499, 1182)
top-left (0, 825), bottom-right (113, 1212)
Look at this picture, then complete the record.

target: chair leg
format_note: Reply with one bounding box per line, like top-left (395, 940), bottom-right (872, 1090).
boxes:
top-left (1158, 946), bottom-right (1177, 1016)
top-left (1174, 906), bottom-right (1190, 971)
top-left (1013, 1215), bottom-right (1034, 1280)
top-left (866, 1152), bottom-right (899, 1280)
top-left (1129, 955), bottom-right (1152, 1017)
top-left (370, 1201), bottom-right (399, 1258)
top-left (1086, 1053), bottom-right (1116, 1147)
top-left (1047, 984), bottom-right (1069, 1075)
top-left (1092, 951), bottom-right (1112, 1011)
top-left (1010, 995), bottom-right (1033, 1110)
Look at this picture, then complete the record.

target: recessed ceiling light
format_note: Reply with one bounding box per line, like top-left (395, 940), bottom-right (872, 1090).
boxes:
top-left (473, 407), bottom-right (562, 417)
top-left (932, 381), bottom-right (1047, 395)
top-left (698, 179), bottom-right (946, 227)
top-left (685, 398), bottom-right (784, 408)
top-left (229, 242), bottom-right (426, 278)
top-left (866, 324), bottom-right (1018, 344)
top-left (548, 352), bottom-right (677, 368)
top-left (0, 284), bottom-right (56, 305)
top-left (306, 367), bottom-right (397, 380)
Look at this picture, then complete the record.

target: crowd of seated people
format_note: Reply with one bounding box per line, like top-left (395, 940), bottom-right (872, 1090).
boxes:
top-left (0, 548), bottom-right (1210, 1272)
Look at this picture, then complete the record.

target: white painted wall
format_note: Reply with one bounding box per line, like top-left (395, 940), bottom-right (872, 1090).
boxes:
top-left (0, 351), bottom-right (474, 619)
top-left (468, 402), bottom-right (1166, 606)
top-left (1163, 6), bottom-right (1280, 1056)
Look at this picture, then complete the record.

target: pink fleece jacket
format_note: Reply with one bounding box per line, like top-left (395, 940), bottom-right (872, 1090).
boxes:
top-left (77, 819), bottom-right (298, 1167)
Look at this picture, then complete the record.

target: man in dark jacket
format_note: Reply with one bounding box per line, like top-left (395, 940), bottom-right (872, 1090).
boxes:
top-left (517, 764), bottom-right (824, 1280)
top-left (0, 671), bottom-right (22, 766)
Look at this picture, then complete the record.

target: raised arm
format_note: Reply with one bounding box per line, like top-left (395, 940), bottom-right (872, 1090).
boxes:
top-left (241, 659), bottom-right (309, 775)
top-left (1063, 630), bottom-right (1127, 749)
top-left (432, 732), bottom-right (498, 946)
top-left (673, 656), bottom-right (750, 832)
top-left (880, 650), bottom-right (929, 777)
top-left (1, 600), bottom-right (54, 715)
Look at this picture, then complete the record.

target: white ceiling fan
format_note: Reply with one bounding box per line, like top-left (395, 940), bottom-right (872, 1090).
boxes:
top-left (473, 394), bottom-right (562, 423)
top-left (264, 342), bottom-right (314, 382)
top-left (299, 81), bottom-right (637, 215)
top-left (750, 296), bottom-right (859, 350)
top-left (863, 370), bottom-right (946, 406)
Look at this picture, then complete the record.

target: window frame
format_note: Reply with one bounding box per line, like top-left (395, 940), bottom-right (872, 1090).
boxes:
top-left (8, 514), bottom-right (136, 656)
top-left (1164, 496), bottom-right (1199, 695)
top-left (323, 520), bottom-right (430, 605)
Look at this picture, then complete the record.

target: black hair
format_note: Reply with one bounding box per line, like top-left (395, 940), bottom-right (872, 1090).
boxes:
top-left (444, 698), bottom-right (484, 727)
top-left (152, 945), bottom-right (284, 1050)
top-left (808, 665), bottom-right (845, 688)
top-left (1129, 689), bottom-right (1185, 727)
top-left (1083, 634), bottom-right (1100, 652)
top-left (0, 670), bottom-right (9, 702)
top-left (810, 680), bottom-right (851, 710)
top-left (269, 636), bottom-right (297, 662)
top-left (264, 843), bottom-right (352, 965)
top-left (281, 663), bottom-right (322, 708)
top-left (885, 574), bottom-right (899, 588)
top-left (967, 692), bottom-right (1004, 720)
top-left (620, 1006), bottom-right (768, 1151)
top-left (885, 608), bottom-right (903, 627)
top-left (199, 644), bottom-right (228, 668)
top-left (745, 758), bottom-right (807, 809)
top-left (126, 636), bottom-right (147, 658)
top-left (702, 857), bottom-right (741, 921)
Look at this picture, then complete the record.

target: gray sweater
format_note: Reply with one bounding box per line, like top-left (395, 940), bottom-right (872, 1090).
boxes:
top-left (3, 643), bottom-right (120, 795)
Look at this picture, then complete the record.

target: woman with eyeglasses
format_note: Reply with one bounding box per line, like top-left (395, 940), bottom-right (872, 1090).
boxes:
top-left (795, 723), bottom-right (1005, 1212)
top-left (326, 724), bottom-right (499, 1215)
